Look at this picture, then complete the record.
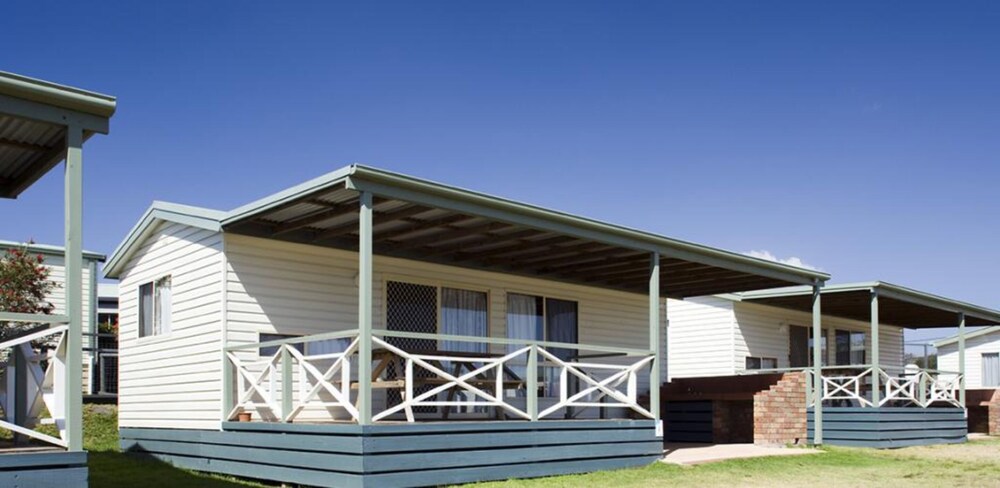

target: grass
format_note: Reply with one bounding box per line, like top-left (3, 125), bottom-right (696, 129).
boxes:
top-left (24, 407), bottom-right (997, 488)
top-left (80, 405), bottom-right (265, 488)
top-left (462, 440), bottom-right (1000, 488)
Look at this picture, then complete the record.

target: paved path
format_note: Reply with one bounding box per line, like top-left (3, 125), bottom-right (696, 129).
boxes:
top-left (662, 442), bottom-right (822, 465)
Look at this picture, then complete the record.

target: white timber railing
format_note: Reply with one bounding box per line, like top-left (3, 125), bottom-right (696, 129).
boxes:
top-left (0, 323), bottom-right (72, 448)
top-left (222, 329), bottom-right (656, 423)
top-left (802, 365), bottom-right (963, 408)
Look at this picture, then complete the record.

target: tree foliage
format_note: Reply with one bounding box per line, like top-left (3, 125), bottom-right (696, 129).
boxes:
top-left (0, 244), bottom-right (58, 339)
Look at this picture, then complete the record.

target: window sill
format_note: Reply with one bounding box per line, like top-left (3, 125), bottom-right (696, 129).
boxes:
top-left (136, 333), bottom-right (174, 346)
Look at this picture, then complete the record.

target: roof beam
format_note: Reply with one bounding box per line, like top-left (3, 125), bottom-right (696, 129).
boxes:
top-left (474, 236), bottom-right (578, 262)
top-left (271, 202), bottom-right (358, 236)
top-left (426, 228), bottom-right (544, 259)
top-left (310, 204), bottom-right (432, 242)
top-left (516, 247), bottom-right (640, 270)
top-left (375, 214), bottom-right (477, 241)
top-left (386, 222), bottom-right (512, 251)
top-left (0, 137), bottom-right (49, 152)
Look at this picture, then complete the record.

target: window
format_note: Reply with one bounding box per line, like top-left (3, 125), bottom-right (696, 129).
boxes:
top-left (385, 281), bottom-right (489, 348)
top-left (983, 353), bottom-right (1000, 388)
top-left (259, 333), bottom-right (303, 357)
top-left (506, 293), bottom-right (579, 397)
top-left (440, 287), bottom-right (489, 353)
top-left (138, 276), bottom-right (171, 337)
top-left (384, 280), bottom-right (489, 414)
top-left (790, 326), bottom-right (828, 368)
top-left (746, 357), bottom-right (777, 370)
top-left (835, 330), bottom-right (866, 365)
top-left (506, 294), bottom-right (578, 349)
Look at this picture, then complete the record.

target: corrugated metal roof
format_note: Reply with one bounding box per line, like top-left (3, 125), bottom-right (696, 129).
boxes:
top-left (0, 71), bottom-right (116, 198)
top-left (738, 281), bottom-right (1000, 328)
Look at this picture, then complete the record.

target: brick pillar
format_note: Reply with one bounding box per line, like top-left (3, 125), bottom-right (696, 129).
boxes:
top-left (989, 389), bottom-right (1000, 436)
top-left (753, 372), bottom-right (808, 445)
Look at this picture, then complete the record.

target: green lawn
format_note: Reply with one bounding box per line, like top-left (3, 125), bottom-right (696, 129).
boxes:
top-left (81, 405), bottom-right (265, 488)
top-left (463, 440), bottom-right (1000, 488)
top-left (71, 406), bottom-right (1000, 488)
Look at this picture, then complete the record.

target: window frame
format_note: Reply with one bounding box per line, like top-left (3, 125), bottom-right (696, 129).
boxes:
top-left (381, 276), bottom-right (492, 341)
top-left (745, 356), bottom-right (778, 371)
top-left (504, 291), bottom-right (580, 345)
top-left (983, 352), bottom-right (1000, 388)
top-left (137, 275), bottom-right (172, 340)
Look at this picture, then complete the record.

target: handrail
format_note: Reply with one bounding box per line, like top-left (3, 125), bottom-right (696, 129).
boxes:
top-left (373, 329), bottom-right (653, 357)
top-left (224, 329), bottom-right (361, 352)
top-left (0, 312), bottom-right (70, 324)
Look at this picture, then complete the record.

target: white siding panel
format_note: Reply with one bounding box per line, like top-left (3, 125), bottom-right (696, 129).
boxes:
top-left (116, 222), bottom-right (223, 430)
top-left (733, 301), bottom-right (905, 372)
top-left (938, 331), bottom-right (1000, 389)
top-left (665, 297), bottom-right (736, 379)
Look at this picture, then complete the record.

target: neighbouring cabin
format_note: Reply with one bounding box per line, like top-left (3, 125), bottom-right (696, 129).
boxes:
top-left (667, 296), bottom-right (905, 379)
top-left (937, 326), bottom-right (1000, 390)
top-left (937, 327), bottom-right (1000, 435)
top-left (0, 71), bottom-right (116, 487)
top-left (0, 240), bottom-right (109, 396)
top-left (105, 164), bottom-right (828, 487)
top-left (663, 283), bottom-right (1000, 447)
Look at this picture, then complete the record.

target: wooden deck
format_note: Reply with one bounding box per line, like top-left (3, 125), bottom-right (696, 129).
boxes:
top-left (0, 448), bottom-right (87, 488)
top-left (121, 419), bottom-right (661, 488)
top-left (808, 407), bottom-right (967, 448)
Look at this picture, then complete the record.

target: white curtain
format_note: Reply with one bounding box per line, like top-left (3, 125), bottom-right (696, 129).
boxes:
top-left (506, 293), bottom-right (542, 352)
top-left (139, 283), bottom-right (153, 337)
top-left (984, 353), bottom-right (1000, 387)
top-left (440, 288), bottom-right (487, 353)
top-left (154, 277), bottom-right (171, 335)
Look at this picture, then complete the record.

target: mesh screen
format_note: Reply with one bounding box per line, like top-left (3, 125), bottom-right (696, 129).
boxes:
top-left (385, 281), bottom-right (438, 412)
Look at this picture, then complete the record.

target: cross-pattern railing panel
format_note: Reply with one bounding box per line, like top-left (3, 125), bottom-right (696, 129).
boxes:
top-left (223, 329), bottom-right (656, 423)
top-left (0, 324), bottom-right (70, 448)
top-left (803, 365), bottom-right (963, 409)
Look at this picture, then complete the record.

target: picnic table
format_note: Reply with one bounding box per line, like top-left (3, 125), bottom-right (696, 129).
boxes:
top-left (356, 348), bottom-right (527, 419)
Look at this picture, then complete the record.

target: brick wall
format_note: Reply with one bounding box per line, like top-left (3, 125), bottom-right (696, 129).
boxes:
top-left (753, 372), bottom-right (808, 445)
top-left (713, 400), bottom-right (753, 443)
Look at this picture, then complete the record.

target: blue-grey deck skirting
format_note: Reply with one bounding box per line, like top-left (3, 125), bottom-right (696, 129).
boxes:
top-left (808, 407), bottom-right (967, 448)
top-left (120, 420), bottom-right (661, 488)
top-left (0, 451), bottom-right (88, 488)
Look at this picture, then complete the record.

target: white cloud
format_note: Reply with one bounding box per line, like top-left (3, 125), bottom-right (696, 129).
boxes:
top-left (744, 250), bottom-right (819, 271)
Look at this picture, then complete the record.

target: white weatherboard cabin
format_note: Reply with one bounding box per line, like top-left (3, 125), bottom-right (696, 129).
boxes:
top-left (105, 164), bottom-right (828, 488)
top-left (0, 240), bottom-right (106, 395)
top-left (937, 326), bottom-right (1000, 435)
top-left (938, 326), bottom-right (1000, 389)
top-left (663, 282), bottom-right (1000, 447)
top-left (0, 71), bottom-right (117, 487)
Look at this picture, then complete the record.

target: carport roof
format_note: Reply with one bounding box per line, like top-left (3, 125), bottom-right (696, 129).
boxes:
top-left (737, 281), bottom-right (1000, 328)
top-left (0, 71), bottom-right (116, 198)
top-left (105, 164), bottom-right (828, 297)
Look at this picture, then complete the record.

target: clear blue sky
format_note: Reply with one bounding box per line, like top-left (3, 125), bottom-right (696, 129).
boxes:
top-left (3, 1), bottom-right (998, 346)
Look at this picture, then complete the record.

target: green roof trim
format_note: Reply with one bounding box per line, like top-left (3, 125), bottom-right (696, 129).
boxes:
top-left (0, 71), bottom-right (116, 118)
top-left (0, 239), bottom-right (105, 262)
top-left (103, 201), bottom-right (225, 278)
top-left (935, 325), bottom-right (1000, 348)
top-left (737, 281), bottom-right (1000, 325)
